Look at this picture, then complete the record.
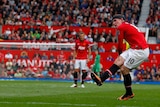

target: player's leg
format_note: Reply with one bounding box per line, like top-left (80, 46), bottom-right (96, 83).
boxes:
top-left (91, 56), bottom-right (123, 86)
top-left (70, 60), bottom-right (80, 87)
top-left (81, 70), bottom-right (87, 88)
top-left (118, 48), bottom-right (149, 100)
top-left (117, 66), bottom-right (134, 100)
top-left (80, 60), bottom-right (88, 88)
top-left (70, 69), bottom-right (79, 87)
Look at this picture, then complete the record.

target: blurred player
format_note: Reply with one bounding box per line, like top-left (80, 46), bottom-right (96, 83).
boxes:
top-left (70, 32), bottom-right (91, 88)
top-left (91, 14), bottom-right (149, 100)
top-left (92, 49), bottom-right (101, 77)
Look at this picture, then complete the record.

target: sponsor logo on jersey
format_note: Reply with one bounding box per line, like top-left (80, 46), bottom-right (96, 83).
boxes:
top-left (78, 46), bottom-right (85, 50)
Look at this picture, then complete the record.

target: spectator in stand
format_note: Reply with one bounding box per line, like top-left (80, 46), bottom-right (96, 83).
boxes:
top-left (87, 33), bottom-right (94, 43)
top-left (106, 30), bottom-right (115, 43)
top-left (49, 53), bottom-right (55, 60)
top-left (91, 20), bottom-right (99, 27)
top-left (46, 17), bottom-right (53, 27)
top-left (8, 30), bottom-right (16, 40)
top-left (61, 72), bottom-right (67, 79)
top-left (33, 30), bottom-right (41, 40)
top-left (155, 66), bottom-right (160, 81)
top-left (5, 51), bottom-right (13, 59)
top-left (12, 59), bottom-right (18, 72)
top-left (39, 31), bottom-right (47, 41)
top-left (33, 53), bottom-right (41, 60)
top-left (33, 62), bottom-right (41, 73)
top-left (66, 65), bottom-right (74, 80)
top-left (56, 60), bottom-right (64, 72)
top-left (7, 68), bottom-right (15, 78)
top-left (25, 64), bottom-right (35, 78)
top-left (63, 31), bottom-right (70, 43)
top-left (20, 51), bottom-right (29, 59)
top-left (99, 19), bottom-right (108, 27)
top-left (54, 69), bottom-right (61, 79)
top-left (98, 45), bottom-right (105, 53)
top-left (18, 25), bottom-right (24, 37)
top-left (24, 26), bottom-right (30, 34)
top-left (35, 68), bottom-right (43, 78)
top-left (71, 29), bottom-right (77, 39)
top-left (135, 70), bottom-right (143, 81)
top-left (143, 66), bottom-right (152, 81)
top-left (99, 34), bottom-right (105, 42)
top-left (19, 68), bottom-right (26, 78)
top-left (6, 59), bottom-right (13, 71)
top-left (18, 62), bottom-right (26, 70)
top-left (4, 28), bottom-right (11, 37)
top-left (0, 63), bottom-right (7, 77)
top-left (57, 51), bottom-right (66, 63)
top-left (156, 35), bottom-right (160, 44)
top-left (0, 52), bottom-right (4, 63)
top-left (14, 69), bottom-right (23, 78)
top-left (133, 66), bottom-right (144, 81)
top-left (101, 29), bottom-right (107, 39)
top-left (150, 68), bottom-right (156, 81)
top-left (110, 45), bottom-right (118, 53)
top-left (152, 46), bottom-right (160, 54)
top-left (64, 61), bottom-right (71, 74)
top-left (151, 55), bottom-right (158, 63)
top-left (48, 67), bottom-right (55, 78)
top-left (41, 52), bottom-right (48, 60)
top-left (93, 29), bottom-right (100, 42)
top-left (21, 30), bottom-right (28, 40)
top-left (50, 58), bottom-right (58, 69)
top-left (68, 52), bottom-right (74, 61)
top-left (28, 25), bottom-right (35, 33)
top-left (41, 67), bottom-right (49, 78)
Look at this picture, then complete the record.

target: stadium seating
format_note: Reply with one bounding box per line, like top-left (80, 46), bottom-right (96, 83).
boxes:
top-left (0, 0), bottom-right (159, 81)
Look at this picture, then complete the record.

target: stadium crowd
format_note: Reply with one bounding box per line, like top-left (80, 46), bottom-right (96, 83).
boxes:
top-left (0, 0), bottom-right (143, 27)
top-left (0, 0), bottom-right (160, 81)
top-left (145, 0), bottom-right (160, 39)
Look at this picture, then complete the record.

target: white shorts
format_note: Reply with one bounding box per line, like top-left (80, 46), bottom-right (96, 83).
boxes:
top-left (120, 48), bottom-right (149, 69)
top-left (75, 59), bottom-right (88, 70)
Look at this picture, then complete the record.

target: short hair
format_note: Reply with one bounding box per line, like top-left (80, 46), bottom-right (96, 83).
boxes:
top-left (79, 31), bottom-right (84, 35)
top-left (112, 14), bottom-right (125, 20)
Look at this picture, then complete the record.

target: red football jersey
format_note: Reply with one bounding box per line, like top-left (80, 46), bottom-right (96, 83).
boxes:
top-left (75, 39), bottom-right (90, 59)
top-left (117, 22), bottom-right (148, 52)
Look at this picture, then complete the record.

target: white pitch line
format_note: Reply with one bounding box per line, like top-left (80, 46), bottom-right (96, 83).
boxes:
top-left (0, 101), bottom-right (96, 106)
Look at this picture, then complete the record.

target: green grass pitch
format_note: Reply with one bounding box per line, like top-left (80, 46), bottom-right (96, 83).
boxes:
top-left (0, 80), bottom-right (160, 107)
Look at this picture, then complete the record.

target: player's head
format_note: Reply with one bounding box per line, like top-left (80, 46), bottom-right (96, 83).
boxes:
top-left (79, 32), bottom-right (85, 41)
top-left (95, 49), bottom-right (99, 55)
top-left (112, 14), bottom-right (125, 28)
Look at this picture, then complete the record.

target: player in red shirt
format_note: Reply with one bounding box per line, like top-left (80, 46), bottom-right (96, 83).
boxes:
top-left (91, 14), bottom-right (150, 100)
top-left (70, 32), bottom-right (91, 88)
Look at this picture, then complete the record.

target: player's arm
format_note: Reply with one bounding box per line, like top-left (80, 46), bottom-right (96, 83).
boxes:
top-left (73, 46), bottom-right (77, 60)
top-left (117, 30), bottom-right (124, 54)
top-left (88, 46), bottom-right (91, 60)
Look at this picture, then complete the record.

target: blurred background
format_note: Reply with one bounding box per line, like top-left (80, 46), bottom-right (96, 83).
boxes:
top-left (0, 0), bottom-right (159, 82)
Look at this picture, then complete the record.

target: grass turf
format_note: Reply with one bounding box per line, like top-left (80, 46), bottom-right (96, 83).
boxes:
top-left (0, 80), bottom-right (159, 107)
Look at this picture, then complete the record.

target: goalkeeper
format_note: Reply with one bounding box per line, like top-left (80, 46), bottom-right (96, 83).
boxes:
top-left (92, 49), bottom-right (101, 77)
top-left (91, 14), bottom-right (149, 101)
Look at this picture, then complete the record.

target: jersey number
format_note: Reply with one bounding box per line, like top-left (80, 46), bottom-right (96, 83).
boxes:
top-left (128, 58), bottom-right (135, 64)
